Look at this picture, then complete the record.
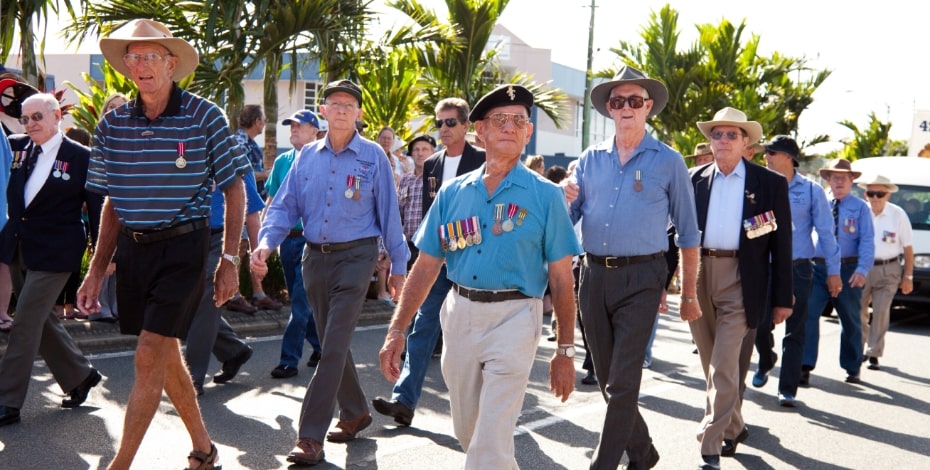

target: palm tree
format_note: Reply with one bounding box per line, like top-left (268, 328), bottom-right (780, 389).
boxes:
top-left (833, 113), bottom-right (907, 160)
top-left (1, 0), bottom-right (78, 88)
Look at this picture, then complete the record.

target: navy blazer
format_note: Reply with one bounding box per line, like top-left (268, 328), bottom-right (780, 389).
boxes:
top-left (691, 160), bottom-right (793, 329)
top-left (2, 133), bottom-right (104, 273)
top-left (421, 142), bottom-right (486, 216)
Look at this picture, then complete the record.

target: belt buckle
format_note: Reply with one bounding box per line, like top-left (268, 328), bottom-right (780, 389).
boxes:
top-left (131, 231), bottom-right (145, 243)
top-left (604, 256), bottom-right (619, 269)
top-left (320, 243), bottom-right (332, 254)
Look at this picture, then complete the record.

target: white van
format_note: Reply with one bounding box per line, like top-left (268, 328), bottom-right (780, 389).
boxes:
top-left (851, 156), bottom-right (930, 306)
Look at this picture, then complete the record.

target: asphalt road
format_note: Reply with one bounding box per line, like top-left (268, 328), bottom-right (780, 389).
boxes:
top-left (0, 298), bottom-right (928, 469)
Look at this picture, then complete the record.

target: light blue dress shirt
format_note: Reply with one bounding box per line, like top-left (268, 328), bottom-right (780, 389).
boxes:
top-left (821, 192), bottom-right (874, 277)
top-left (703, 160), bottom-right (746, 250)
top-left (415, 162), bottom-right (581, 298)
top-left (788, 172), bottom-right (840, 275)
top-left (569, 133), bottom-right (700, 256)
top-left (259, 132), bottom-right (409, 274)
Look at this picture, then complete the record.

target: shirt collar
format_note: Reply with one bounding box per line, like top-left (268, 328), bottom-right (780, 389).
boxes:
top-left (130, 82), bottom-right (183, 119)
top-left (461, 159), bottom-right (535, 192)
top-left (39, 130), bottom-right (63, 154)
top-left (713, 158), bottom-right (746, 180)
top-left (593, 132), bottom-right (662, 155)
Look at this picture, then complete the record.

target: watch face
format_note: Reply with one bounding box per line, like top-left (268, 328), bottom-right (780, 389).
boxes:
top-left (559, 346), bottom-right (575, 358)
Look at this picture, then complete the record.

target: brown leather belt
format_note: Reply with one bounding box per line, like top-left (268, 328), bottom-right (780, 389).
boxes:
top-left (287, 229), bottom-right (304, 239)
top-left (121, 219), bottom-right (208, 244)
top-left (307, 236), bottom-right (377, 254)
top-left (813, 256), bottom-right (859, 264)
top-left (874, 257), bottom-right (900, 266)
top-left (586, 252), bottom-right (664, 269)
top-left (701, 248), bottom-right (739, 258)
top-left (452, 283), bottom-right (530, 302)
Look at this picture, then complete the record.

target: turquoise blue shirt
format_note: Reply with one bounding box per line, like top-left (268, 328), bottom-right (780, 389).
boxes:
top-left (788, 172), bottom-right (840, 275)
top-left (266, 148), bottom-right (302, 231)
top-left (0, 127), bottom-right (11, 231)
top-left (569, 133), bottom-right (700, 256)
top-left (414, 162), bottom-right (582, 298)
top-left (259, 132), bottom-right (409, 274)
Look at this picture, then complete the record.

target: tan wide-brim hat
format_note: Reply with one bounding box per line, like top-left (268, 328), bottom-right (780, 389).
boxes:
top-left (856, 174), bottom-right (899, 193)
top-left (818, 158), bottom-right (862, 180)
top-left (697, 107), bottom-right (763, 145)
top-left (591, 66), bottom-right (669, 119)
top-left (686, 142), bottom-right (712, 159)
top-left (99, 19), bottom-right (199, 82)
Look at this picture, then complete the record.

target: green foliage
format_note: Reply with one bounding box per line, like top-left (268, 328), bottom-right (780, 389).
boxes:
top-left (1, 0), bottom-right (78, 87)
top-left (357, 48), bottom-right (426, 140)
top-left (238, 250), bottom-right (287, 300)
top-left (63, 61), bottom-right (138, 133)
top-left (827, 112), bottom-right (908, 161)
top-left (604, 4), bottom-right (831, 164)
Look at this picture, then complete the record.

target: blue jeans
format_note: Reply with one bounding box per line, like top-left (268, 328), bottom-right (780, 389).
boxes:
top-left (803, 261), bottom-right (862, 375)
top-left (756, 260), bottom-right (813, 395)
top-left (391, 265), bottom-right (453, 409)
top-left (278, 236), bottom-right (320, 368)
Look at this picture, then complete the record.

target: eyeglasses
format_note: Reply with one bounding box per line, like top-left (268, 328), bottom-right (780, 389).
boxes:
top-left (324, 101), bottom-right (358, 111)
top-left (434, 117), bottom-right (459, 128)
top-left (711, 130), bottom-right (745, 141)
top-left (486, 113), bottom-right (529, 129)
top-left (608, 95), bottom-right (648, 110)
top-left (866, 190), bottom-right (888, 198)
top-left (764, 149), bottom-right (778, 156)
top-left (122, 52), bottom-right (172, 68)
top-left (18, 112), bottom-right (45, 125)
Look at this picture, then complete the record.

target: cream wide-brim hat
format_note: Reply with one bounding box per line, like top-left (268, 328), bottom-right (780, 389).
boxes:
top-left (856, 174), bottom-right (899, 193)
top-left (696, 107), bottom-right (763, 145)
top-left (99, 19), bottom-right (199, 82)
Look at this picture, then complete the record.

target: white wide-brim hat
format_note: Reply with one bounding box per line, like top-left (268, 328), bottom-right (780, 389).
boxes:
top-left (856, 174), bottom-right (899, 193)
top-left (99, 19), bottom-right (199, 82)
top-left (696, 107), bottom-right (763, 145)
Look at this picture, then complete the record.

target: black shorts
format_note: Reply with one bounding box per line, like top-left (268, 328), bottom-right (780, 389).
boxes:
top-left (115, 225), bottom-right (209, 339)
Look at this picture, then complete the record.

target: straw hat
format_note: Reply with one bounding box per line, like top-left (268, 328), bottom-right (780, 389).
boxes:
top-left (99, 19), bottom-right (199, 81)
top-left (696, 107), bottom-right (763, 145)
top-left (686, 142), bottom-right (712, 159)
top-left (856, 174), bottom-right (898, 193)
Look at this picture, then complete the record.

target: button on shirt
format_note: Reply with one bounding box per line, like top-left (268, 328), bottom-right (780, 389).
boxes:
top-left (415, 163), bottom-right (581, 298)
top-left (871, 202), bottom-right (912, 261)
top-left (569, 133), bottom-right (700, 256)
top-left (788, 173), bottom-right (840, 274)
top-left (259, 133), bottom-right (409, 274)
top-left (821, 194), bottom-right (874, 276)
top-left (703, 160), bottom-right (745, 250)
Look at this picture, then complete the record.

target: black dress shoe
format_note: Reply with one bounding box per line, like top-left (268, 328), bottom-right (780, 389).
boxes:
top-left (307, 350), bottom-right (321, 368)
top-left (868, 356), bottom-right (880, 370)
top-left (271, 364), bottom-right (298, 378)
top-left (581, 370), bottom-right (597, 385)
top-left (371, 396), bottom-right (414, 426)
top-left (721, 427), bottom-right (749, 456)
top-left (845, 373), bottom-right (861, 384)
top-left (700, 454), bottom-right (721, 470)
top-left (627, 444), bottom-right (659, 469)
top-left (0, 405), bottom-right (21, 426)
top-left (213, 345), bottom-right (253, 384)
top-left (62, 369), bottom-right (103, 408)
top-left (799, 369), bottom-right (811, 387)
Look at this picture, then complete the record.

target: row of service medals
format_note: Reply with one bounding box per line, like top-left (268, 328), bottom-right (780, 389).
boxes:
top-left (440, 216), bottom-right (482, 252)
top-left (11, 150), bottom-right (27, 169)
top-left (11, 151), bottom-right (72, 180)
top-left (744, 210), bottom-right (777, 239)
top-left (492, 203), bottom-right (527, 235)
top-left (345, 175), bottom-right (362, 200)
top-left (842, 218), bottom-right (856, 234)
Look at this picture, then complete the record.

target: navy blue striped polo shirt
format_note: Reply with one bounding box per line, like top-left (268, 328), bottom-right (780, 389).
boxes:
top-left (87, 84), bottom-right (252, 230)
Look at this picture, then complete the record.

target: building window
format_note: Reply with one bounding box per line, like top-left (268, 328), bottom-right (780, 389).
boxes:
top-left (304, 82), bottom-right (323, 112)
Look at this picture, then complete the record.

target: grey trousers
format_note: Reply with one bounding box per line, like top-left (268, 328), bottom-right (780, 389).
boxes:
top-left (579, 256), bottom-right (666, 469)
top-left (0, 247), bottom-right (93, 408)
top-left (184, 231), bottom-right (249, 387)
top-left (297, 239), bottom-right (378, 441)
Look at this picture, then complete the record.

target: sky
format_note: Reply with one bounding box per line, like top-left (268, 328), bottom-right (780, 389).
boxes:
top-left (38, 0), bottom-right (928, 149)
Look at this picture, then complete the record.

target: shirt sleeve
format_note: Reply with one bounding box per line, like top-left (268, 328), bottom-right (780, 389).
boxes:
top-left (812, 183), bottom-right (841, 275)
top-left (855, 202), bottom-right (876, 276)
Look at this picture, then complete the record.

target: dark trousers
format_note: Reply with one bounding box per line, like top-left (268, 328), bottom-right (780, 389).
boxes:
top-left (579, 256), bottom-right (665, 469)
top-left (755, 260), bottom-right (813, 396)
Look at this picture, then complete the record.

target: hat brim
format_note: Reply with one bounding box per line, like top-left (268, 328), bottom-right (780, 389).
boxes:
top-left (323, 86), bottom-right (362, 105)
top-left (99, 37), bottom-right (199, 82)
top-left (685, 152), bottom-right (713, 159)
top-left (696, 120), bottom-right (763, 146)
top-left (819, 169), bottom-right (863, 180)
top-left (856, 181), bottom-right (898, 193)
top-left (591, 78), bottom-right (668, 118)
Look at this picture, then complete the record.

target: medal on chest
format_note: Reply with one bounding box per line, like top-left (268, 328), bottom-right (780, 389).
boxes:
top-left (634, 170), bottom-right (643, 192)
top-left (176, 142), bottom-right (187, 168)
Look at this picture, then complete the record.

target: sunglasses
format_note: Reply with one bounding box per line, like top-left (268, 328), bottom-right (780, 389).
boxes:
top-left (608, 95), bottom-right (648, 110)
top-left (19, 112), bottom-right (45, 125)
top-left (122, 52), bottom-right (172, 68)
top-left (434, 117), bottom-right (459, 128)
top-left (486, 113), bottom-right (529, 129)
top-left (865, 191), bottom-right (888, 198)
top-left (711, 130), bottom-right (745, 141)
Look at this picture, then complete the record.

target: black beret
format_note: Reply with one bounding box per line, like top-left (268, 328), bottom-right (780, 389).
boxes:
top-left (407, 134), bottom-right (436, 156)
top-left (469, 84), bottom-right (534, 122)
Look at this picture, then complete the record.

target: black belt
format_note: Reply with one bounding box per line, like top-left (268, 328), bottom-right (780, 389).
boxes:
top-left (813, 256), bottom-right (859, 264)
top-left (287, 229), bottom-right (304, 239)
top-left (452, 283), bottom-right (531, 302)
top-left (210, 227), bottom-right (224, 235)
top-left (793, 258), bottom-right (811, 266)
top-left (701, 248), bottom-right (739, 258)
top-left (121, 219), bottom-right (208, 244)
top-left (307, 236), bottom-right (377, 254)
top-left (586, 252), bottom-right (664, 269)
top-left (875, 257), bottom-right (900, 266)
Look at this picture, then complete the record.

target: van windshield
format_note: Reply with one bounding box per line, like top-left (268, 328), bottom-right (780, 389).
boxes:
top-left (889, 185), bottom-right (930, 230)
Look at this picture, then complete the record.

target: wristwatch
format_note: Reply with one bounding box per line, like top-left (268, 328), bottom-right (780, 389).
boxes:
top-left (556, 345), bottom-right (576, 358)
top-left (222, 253), bottom-right (241, 267)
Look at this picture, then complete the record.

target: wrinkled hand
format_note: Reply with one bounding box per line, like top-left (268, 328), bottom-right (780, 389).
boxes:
top-left (213, 262), bottom-right (239, 307)
top-left (772, 306), bottom-right (793, 324)
top-left (377, 251), bottom-right (391, 271)
top-left (549, 355), bottom-right (575, 402)
top-left (250, 247), bottom-right (271, 277)
top-left (679, 298), bottom-right (703, 322)
top-left (560, 179), bottom-right (579, 205)
top-left (658, 289), bottom-right (669, 313)
top-left (827, 274), bottom-right (843, 298)
top-left (76, 271), bottom-right (104, 314)
top-left (848, 272), bottom-right (867, 289)
top-left (389, 274), bottom-right (405, 301)
top-left (378, 331), bottom-right (406, 382)
top-left (900, 277), bottom-right (914, 295)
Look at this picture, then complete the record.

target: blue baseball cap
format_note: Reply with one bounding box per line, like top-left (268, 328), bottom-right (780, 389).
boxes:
top-left (281, 110), bottom-right (320, 128)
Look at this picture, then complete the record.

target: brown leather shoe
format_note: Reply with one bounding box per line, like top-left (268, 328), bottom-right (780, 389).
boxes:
top-left (251, 295), bottom-right (283, 311)
top-left (224, 296), bottom-right (258, 314)
top-left (287, 438), bottom-right (325, 465)
top-left (325, 413), bottom-right (372, 442)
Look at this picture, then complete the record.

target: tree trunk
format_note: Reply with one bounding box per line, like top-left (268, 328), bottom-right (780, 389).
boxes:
top-left (262, 52), bottom-right (282, 170)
